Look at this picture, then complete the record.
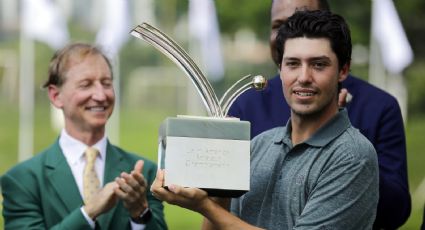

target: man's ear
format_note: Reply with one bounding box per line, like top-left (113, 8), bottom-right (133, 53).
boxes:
top-left (48, 85), bottom-right (63, 109)
top-left (338, 63), bottom-right (350, 82)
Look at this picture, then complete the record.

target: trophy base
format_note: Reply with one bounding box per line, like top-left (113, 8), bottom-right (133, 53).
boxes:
top-left (164, 186), bottom-right (248, 197)
top-left (199, 188), bottom-right (248, 197)
top-left (158, 116), bottom-right (250, 198)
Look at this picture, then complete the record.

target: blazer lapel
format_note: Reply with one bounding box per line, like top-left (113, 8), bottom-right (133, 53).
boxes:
top-left (97, 141), bottom-right (130, 229)
top-left (45, 141), bottom-right (84, 214)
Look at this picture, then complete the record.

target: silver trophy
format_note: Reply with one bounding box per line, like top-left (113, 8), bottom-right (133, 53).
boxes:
top-left (131, 23), bottom-right (267, 197)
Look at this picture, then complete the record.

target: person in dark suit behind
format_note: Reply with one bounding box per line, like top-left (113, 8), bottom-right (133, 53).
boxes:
top-left (1, 43), bottom-right (167, 229)
top-left (228, 0), bottom-right (411, 229)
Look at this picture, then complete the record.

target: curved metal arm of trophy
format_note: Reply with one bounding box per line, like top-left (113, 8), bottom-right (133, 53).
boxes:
top-left (219, 74), bottom-right (252, 107)
top-left (130, 23), bottom-right (267, 118)
top-left (130, 22), bottom-right (223, 117)
top-left (221, 75), bottom-right (267, 117)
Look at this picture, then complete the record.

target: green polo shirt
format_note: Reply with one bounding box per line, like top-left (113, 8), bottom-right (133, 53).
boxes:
top-left (231, 109), bottom-right (379, 230)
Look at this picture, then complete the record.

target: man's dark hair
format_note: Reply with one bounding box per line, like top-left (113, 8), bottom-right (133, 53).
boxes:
top-left (275, 10), bottom-right (352, 70)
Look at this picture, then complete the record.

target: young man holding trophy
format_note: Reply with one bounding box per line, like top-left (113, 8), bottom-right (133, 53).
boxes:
top-left (150, 10), bottom-right (379, 230)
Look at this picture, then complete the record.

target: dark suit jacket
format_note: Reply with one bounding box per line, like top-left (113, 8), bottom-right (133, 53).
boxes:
top-left (1, 139), bottom-right (167, 230)
top-left (228, 74), bottom-right (411, 229)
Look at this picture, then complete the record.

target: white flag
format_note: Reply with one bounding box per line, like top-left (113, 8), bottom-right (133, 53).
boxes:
top-left (189, 0), bottom-right (224, 82)
top-left (21, 0), bottom-right (69, 50)
top-left (95, 0), bottom-right (131, 59)
top-left (372, 0), bottom-right (413, 74)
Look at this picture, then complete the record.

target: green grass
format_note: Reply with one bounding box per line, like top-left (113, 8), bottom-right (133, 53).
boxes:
top-left (1, 100), bottom-right (424, 229)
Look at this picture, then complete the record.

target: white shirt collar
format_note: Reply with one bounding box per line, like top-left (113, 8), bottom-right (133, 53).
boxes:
top-left (59, 129), bottom-right (107, 165)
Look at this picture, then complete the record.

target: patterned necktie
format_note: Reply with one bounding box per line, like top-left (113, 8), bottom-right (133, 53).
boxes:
top-left (83, 147), bottom-right (100, 203)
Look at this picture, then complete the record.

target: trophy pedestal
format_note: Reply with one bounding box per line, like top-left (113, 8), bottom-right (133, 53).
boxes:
top-left (158, 116), bottom-right (250, 197)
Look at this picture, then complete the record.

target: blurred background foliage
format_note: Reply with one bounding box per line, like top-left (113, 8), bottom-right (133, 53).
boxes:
top-left (1, 0), bottom-right (424, 114)
top-left (153, 0), bottom-right (425, 115)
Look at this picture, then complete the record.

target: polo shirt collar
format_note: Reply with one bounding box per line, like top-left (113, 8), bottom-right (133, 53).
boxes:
top-left (274, 109), bottom-right (351, 147)
top-left (273, 119), bottom-right (292, 146)
top-left (305, 109), bottom-right (351, 147)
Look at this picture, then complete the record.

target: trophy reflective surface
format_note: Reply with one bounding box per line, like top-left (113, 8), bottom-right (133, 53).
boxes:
top-left (131, 23), bottom-right (267, 197)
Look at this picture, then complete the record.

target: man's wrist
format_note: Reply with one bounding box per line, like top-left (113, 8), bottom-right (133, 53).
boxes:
top-left (131, 207), bottom-right (152, 224)
top-left (81, 206), bottom-right (96, 228)
top-left (83, 204), bottom-right (98, 220)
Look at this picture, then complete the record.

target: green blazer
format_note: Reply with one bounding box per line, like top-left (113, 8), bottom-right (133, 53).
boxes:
top-left (1, 139), bottom-right (167, 230)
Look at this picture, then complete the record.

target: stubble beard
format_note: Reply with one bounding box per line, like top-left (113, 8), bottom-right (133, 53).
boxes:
top-left (289, 94), bottom-right (338, 122)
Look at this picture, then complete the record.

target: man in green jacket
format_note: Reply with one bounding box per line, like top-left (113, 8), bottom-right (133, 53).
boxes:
top-left (1, 43), bottom-right (167, 229)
